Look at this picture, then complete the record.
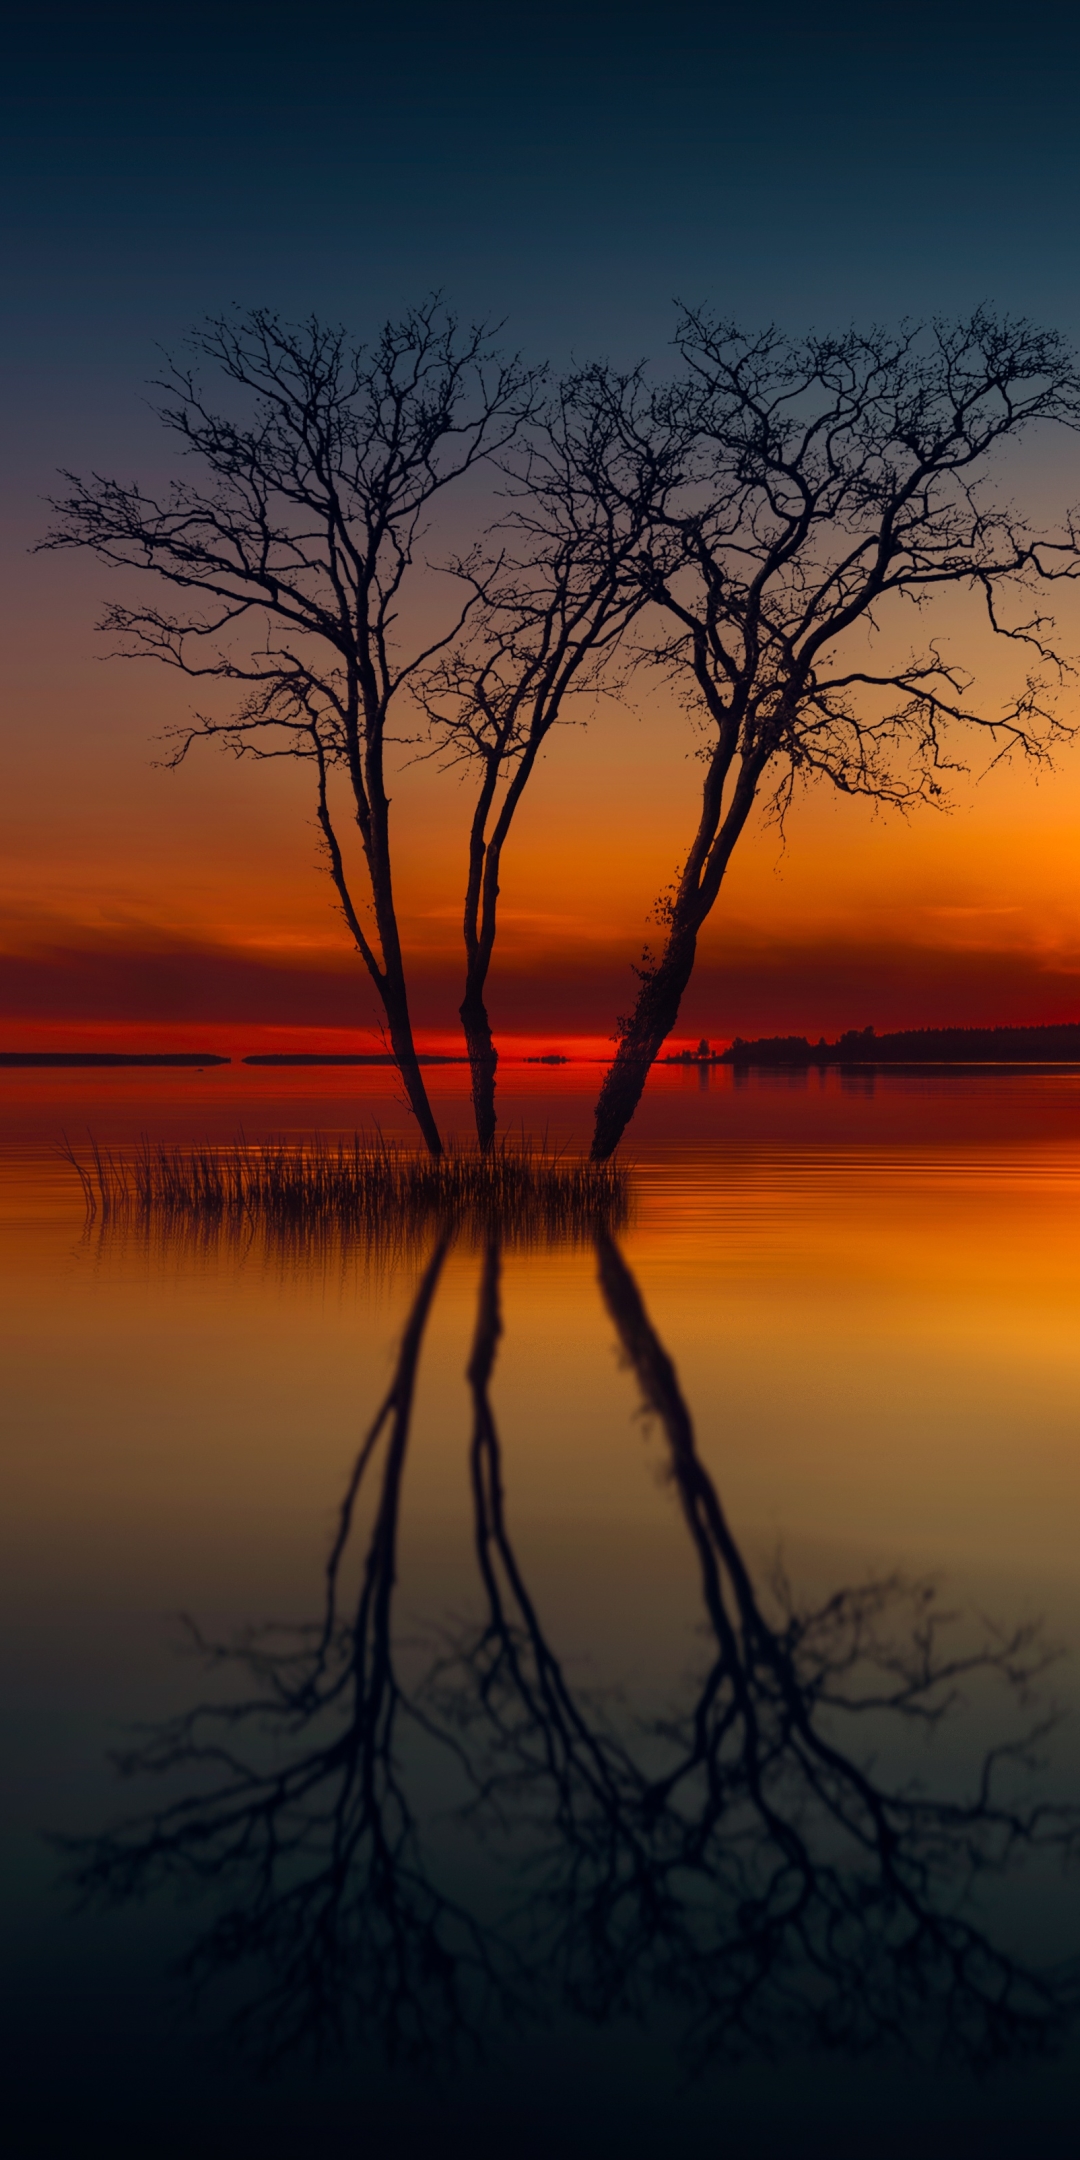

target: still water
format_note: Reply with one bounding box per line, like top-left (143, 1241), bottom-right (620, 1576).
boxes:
top-left (3, 1063), bottom-right (1080, 2158)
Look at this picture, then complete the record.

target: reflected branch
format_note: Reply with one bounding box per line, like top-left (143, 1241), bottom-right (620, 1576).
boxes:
top-left (55, 1235), bottom-right (517, 2065)
top-left (456, 1240), bottom-right (638, 1855)
top-left (589, 1231), bottom-right (1080, 2064)
top-left (58, 1234), bottom-right (1080, 2076)
top-left (430, 1234), bottom-right (1080, 2067)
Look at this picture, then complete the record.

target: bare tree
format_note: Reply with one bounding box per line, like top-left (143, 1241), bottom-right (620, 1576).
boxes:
top-left (583, 310), bottom-right (1080, 1158)
top-left (40, 304), bottom-right (541, 1157)
top-left (417, 373), bottom-right (671, 1148)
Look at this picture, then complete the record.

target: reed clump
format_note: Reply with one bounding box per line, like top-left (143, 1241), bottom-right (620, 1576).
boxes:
top-left (62, 1132), bottom-right (628, 1251)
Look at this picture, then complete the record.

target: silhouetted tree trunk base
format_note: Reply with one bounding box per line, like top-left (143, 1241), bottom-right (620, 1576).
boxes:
top-left (461, 992), bottom-right (498, 1153)
top-left (383, 991), bottom-right (444, 1158)
top-left (591, 935), bottom-right (698, 1160)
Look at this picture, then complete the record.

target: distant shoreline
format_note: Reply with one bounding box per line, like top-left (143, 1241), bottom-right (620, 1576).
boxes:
top-left (0, 1052), bottom-right (230, 1068)
top-left (665, 1023), bottom-right (1080, 1067)
top-left (5, 1022), bottom-right (1080, 1072)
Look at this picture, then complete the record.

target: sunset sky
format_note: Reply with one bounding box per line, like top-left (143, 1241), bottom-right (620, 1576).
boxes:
top-left (6, 0), bottom-right (1080, 1053)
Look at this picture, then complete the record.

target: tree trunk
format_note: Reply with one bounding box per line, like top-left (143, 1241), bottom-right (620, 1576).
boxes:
top-left (590, 746), bottom-right (762, 1161)
top-left (590, 918), bottom-right (700, 1161)
top-left (315, 742), bottom-right (444, 1158)
top-left (460, 981), bottom-right (499, 1153)
top-left (381, 963), bottom-right (444, 1159)
top-left (365, 795), bottom-right (444, 1159)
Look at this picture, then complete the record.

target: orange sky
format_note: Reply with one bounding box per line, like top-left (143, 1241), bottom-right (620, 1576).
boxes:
top-left (5, 546), bottom-right (1080, 1054)
top-left (6, 0), bottom-right (1080, 1064)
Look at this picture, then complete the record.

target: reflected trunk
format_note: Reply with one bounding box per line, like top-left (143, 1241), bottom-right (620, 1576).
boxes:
top-left (59, 1225), bottom-right (1080, 2074)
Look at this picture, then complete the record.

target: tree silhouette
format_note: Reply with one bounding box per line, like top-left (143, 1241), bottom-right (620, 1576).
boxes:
top-left (41, 305), bottom-right (540, 1156)
top-left (580, 311), bottom-right (1080, 1156)
top-left (417, 374), bottom-right (673, 1146)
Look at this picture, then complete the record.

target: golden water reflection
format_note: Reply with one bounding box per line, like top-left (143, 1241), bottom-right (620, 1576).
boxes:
top-left (53, 1229), bottom-right (1080, 2072)
top-left (3, 1074), bottom-right (1080, 2150)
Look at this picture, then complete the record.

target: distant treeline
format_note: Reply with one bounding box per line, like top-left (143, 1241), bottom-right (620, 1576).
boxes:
top-left (718, 1024), bottom-right (1080, 1065)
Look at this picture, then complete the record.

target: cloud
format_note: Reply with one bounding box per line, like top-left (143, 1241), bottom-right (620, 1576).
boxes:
top-left (3, 922), bottom-right (1079, 1042)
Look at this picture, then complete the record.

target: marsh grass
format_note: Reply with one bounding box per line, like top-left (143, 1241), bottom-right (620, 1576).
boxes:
top-left (61, 1132), bottom-right (629, 1254)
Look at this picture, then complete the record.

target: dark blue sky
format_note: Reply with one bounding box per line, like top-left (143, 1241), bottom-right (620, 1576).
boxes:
top-left (5, 0), bottom-right (1080, 449)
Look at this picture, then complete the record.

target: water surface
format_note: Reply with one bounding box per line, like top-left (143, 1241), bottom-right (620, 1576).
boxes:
top-left (3, 1065), bottom-right (1080, 2158)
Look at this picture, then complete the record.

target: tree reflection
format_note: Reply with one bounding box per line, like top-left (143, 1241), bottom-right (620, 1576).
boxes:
top-left (60, 1232), bottom-right (1080, 2073)
top-left (464, 1231), bottom-right (1080, 2065)
top-left (60, 1234), bottom-right (515, 2064)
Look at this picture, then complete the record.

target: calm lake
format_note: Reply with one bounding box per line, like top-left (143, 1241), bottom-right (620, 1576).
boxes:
top-left (3, 1062), bottom-right (1080, 2159)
